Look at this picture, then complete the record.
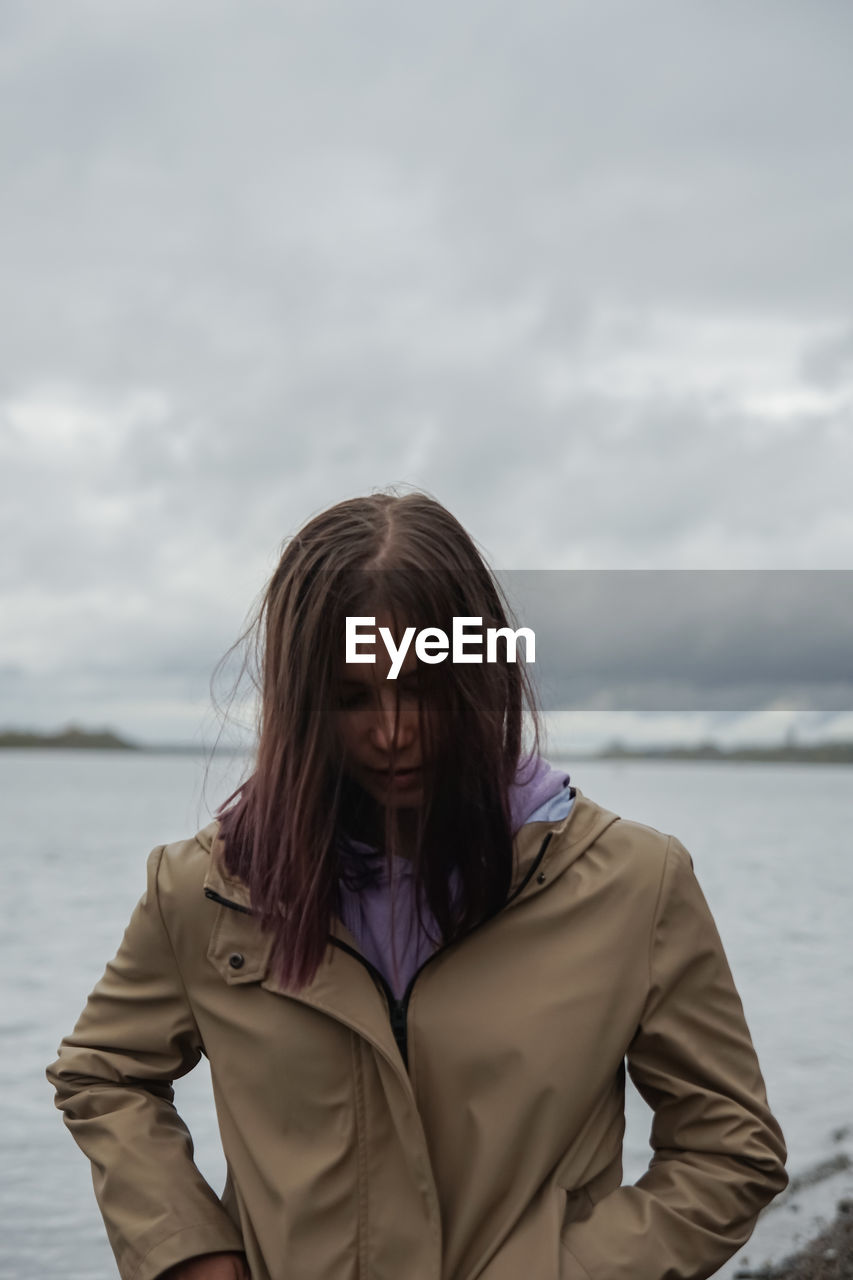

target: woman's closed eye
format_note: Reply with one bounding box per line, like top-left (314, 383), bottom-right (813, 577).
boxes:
top-left (337, 687), bottom-right (372, 710)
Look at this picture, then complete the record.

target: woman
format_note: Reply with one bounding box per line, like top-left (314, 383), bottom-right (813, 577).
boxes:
top-left (47, 492), bottom-right (787, 1280)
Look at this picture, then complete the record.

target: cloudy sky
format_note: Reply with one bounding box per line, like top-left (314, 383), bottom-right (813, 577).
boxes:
top-left (2, 0), bottom-right (852, 749)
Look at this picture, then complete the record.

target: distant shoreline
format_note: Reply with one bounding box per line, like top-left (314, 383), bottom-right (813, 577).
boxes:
top-left (0, 727), bottom-right (248, 755)
top-left (2, 726), bottom-right (852, 763)
top-left (588, 740), bottom-right (853, 764)
top-left (0, 727), bottom-right (140, 751)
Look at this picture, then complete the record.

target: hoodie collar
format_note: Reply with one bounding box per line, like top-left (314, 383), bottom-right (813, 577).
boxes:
top-left (508, 754), bottom-right (572, 831)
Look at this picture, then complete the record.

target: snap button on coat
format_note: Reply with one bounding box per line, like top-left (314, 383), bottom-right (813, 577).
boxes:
top-left (228, 953), bottom-right (244, 970)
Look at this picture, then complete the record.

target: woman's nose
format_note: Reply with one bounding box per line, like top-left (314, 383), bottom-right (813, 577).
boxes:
top-left (369, 698), bottom-right (414, 751)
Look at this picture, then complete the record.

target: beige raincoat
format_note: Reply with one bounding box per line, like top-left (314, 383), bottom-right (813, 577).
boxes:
top-left (47, 791), bottom-right (787, 1279)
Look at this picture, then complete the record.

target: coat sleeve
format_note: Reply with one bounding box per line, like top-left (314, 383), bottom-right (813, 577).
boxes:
top-left (46, 844), bottom-right (245, 1280)
top-left (560, 836), bottom-right (788, 1280)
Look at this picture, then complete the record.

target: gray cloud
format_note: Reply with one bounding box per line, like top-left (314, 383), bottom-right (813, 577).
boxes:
top-left (1, 1), bottom-right (852, 739)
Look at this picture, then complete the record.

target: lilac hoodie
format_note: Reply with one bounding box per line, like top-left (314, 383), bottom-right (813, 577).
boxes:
top-left (337, 756), bottom-right (573, 998)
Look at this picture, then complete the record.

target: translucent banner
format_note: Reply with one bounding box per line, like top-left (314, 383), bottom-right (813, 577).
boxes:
top-left (496, 571), bottom-right (853, 712)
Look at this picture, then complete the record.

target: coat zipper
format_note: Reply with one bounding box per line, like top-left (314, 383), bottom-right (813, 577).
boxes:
top-left (330, 939), bottom-right (414, 1064)
top-left (331, 830), bottom-right (554, 1068)
top-left (204, 831), bottom-right (555, 1068)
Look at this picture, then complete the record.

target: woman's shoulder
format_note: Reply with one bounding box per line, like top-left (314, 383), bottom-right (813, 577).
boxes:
top-left (145, 819), bottom-right (228, 918)
top-left (562, 789), bottom-right (691, 889)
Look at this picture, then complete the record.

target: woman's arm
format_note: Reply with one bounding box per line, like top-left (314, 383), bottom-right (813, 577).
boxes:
top-left (560, 836), bottom-right (788, 1280)
top-left (46, 845), bottom-right (245, 1280)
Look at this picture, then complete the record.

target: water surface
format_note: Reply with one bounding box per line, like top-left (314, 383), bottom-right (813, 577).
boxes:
top-left (2, 752), bottom-right (850, 1277)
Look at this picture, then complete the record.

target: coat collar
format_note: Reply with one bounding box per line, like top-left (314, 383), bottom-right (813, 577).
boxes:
top-left (504, 788), bottom-right (619, 901)
top-left (199, 788), bottom-right (620, 917)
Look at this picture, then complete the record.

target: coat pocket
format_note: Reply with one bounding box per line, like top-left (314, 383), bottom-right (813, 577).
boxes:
top-left (559, 1186), bottom-right (598, 1280)
top-left (558, 1154), bottom-right (622, 1274)
top-left (560, 1184), bottom-right (596, 1230)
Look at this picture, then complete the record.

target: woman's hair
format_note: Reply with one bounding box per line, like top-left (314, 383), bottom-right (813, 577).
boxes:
top-left (217, 490), bottom-right (541, 989)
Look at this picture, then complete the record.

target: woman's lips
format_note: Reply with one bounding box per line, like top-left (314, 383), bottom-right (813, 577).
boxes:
top-left (368, 766), bottom-right (422, 787)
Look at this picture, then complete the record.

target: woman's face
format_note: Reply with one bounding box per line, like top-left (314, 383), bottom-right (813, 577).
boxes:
top-left (335, 618), bottom-right (430, 809)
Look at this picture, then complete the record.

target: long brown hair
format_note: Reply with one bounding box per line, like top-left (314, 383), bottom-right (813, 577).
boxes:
top-left (217, 491), bottom-right (541, 989)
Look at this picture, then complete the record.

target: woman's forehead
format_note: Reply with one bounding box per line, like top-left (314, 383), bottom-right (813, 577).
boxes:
top-left (340, 646), bottom-right (419, 684)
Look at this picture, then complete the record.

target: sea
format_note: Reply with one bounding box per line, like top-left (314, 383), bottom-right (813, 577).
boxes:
top-left (1, 750), bottom-right (850, 1278)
